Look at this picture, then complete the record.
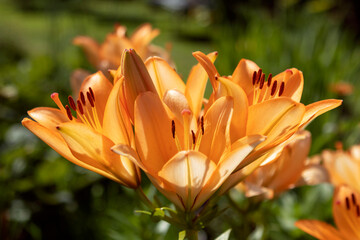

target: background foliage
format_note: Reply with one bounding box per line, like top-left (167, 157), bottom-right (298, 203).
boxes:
top-left (1, 0), bottom-right (359, 239)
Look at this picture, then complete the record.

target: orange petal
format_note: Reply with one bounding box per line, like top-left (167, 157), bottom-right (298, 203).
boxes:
top-left (100, 33), bottom-right (133, 67)
top-left (78, 71), bottom-right (113, 123)
top-left (273, 68), bottom-right (304, 102)
top-left (28, 107), bottom-right (69, 131)
top-left (300, 99), bottom-right (342, 128)
top-left (295, 220), bottom-right (344, 240)
top-left (134, 92), bottom-right (178, 173)
top-left (145, 56), bottom-right (185, 98)
top-left (22, 118), bottom-right (120, 183)
top-left (130, 23), bottom-right (159, 58)
top-left (73, 36), bottom-right (101, 67)
top-left (332, 185), bottom-right (360, 239)
top-left (192, 51), bottom-right (219, 91)
top-left (159, 150), bottom-right (216, 211)
top-left (198, 96), bottom-right (233, 164)
top-left (231, 58), bottom-right (260, 96)
top-left (185, 51), bottom-right (218, 119)
top-left (217, 76), bottom-right (249, 142)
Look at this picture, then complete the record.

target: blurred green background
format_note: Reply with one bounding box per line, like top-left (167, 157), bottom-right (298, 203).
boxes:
top-left (1, 0), bottom-right (360, 239)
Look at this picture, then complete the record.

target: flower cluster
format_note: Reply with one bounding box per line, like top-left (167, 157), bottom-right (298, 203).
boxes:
top-left (22, 24), bottom-right (343, 236)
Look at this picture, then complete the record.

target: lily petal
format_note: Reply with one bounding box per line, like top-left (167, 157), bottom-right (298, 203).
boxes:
top-left (145, 56), bottom-right (185, 98)
top-left (295, 220), bottom-right (344, 240)
top-left (192, 51), bottom-right (219, 91)
top-left (273, 68), bottom-right (304, 102)
top-left (231, 58), bottom-right (260, 96)
top-left (73, 36), bottom-right (101, 67)
top-left (28, 107), bottom-right (69, 131)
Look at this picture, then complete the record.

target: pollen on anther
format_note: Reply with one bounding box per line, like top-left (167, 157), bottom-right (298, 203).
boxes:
top-left (257, 69), bottom-right (262, 84)
top-left (171, 120), bottom-right (175, 138)
top-left (68, 96), bottom-right (77, 111)
top-left (279, 82), bottom-right (285, 96)
top-left (267, 73), bottom-right (272, 87)
top-left (87, 92), bottom-right (94, 107)
top-left (259, 74), bottom-right (265, 89)
top-left (80, 92), bottom-right (86, 105)
top-left (191, 130), bottom-right (196, 145)
top-left (271, 81), bottom-right (278, 96)
top-left (352, 193), bottom-right (357, 205)
top-left (200, 116), bottom-right (204, 135)
top-left (346, 197), bottom-right (350, 210)
top-left (77, 100), bottom-right (84, 115)
top-left (357, 205), bottom-right (360, 217)
top-left (89, 87), bottom-right (95, 101)
top-left (252, 71), bottom-right (257, 85)
top-left (65, 105), bottom-right (73, 120)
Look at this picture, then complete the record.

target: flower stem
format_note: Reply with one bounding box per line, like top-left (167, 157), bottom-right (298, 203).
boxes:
top-left (136, 186), bottom-right (155, 210)
top-left (186, 229), bottom-right (198, 240)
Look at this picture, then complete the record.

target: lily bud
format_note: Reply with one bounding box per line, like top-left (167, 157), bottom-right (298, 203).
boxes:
top-left (121, 49), bottom-right (157, 121)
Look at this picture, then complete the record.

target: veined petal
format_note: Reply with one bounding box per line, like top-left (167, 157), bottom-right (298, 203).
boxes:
top-left (217, 76), bottom-right (249, 142)
top-left (78, 71), bottom-right (113, 122)
top-left (295, 220), bottom-right (344, 240)
top-left (102, 78), bottom-right (133, 145)
top-left (145, 56), bottom-right (185, 98)
top-left (273, 68), bottom-right (304, 102)
top-left (231, 58), bottom-right (260, 96)
top-left (28, 107), bottom-right (69, 131)
top-left (198, 96), bottom-right (233, 164)
top-left (22, 118), bottom-right (121, 183)
top-left (185, 51), bottom-right (218, 119)
top-left (73, 36), bottom-right (101, 67)
top-left (159, 151), bottom-right (216, 211)
top-left (134, 92), bottom-right (178, 173)
top-left (333, 185), bottom-right (360, 239)
top-left (300, 99), bottom-right (342, 129)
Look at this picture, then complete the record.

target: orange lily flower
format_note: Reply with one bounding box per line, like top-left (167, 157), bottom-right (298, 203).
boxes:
top-left (321, 143), bottom-right (360, 193)
top-left (22, 72), bottom-right (140, 188)
top-left (192, 52), bottom-right (342, 191)
top-left (238, 130), bottom-right (314, 199)
top-left (296, 185), bottom-right (360, 240)
top-left (73, 23), bottom-right (169, 73)
top-left (112, 91), bottom-right (266, 212)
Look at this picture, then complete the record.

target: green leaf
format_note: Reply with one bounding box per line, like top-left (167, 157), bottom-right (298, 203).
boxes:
top-left (178, 230), bottom-right (186, 240)
top-left (134, 210), bottom-right (152, 216)
top-left (215, 229), bottom-right (232, 240)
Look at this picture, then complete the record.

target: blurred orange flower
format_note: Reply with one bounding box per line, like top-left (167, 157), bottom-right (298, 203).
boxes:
top-left (296, 185), bottom-right (360, 239)
top-left (330, 82), bottom-right (353, 96)
top-left (22, 72), bottom-right (140, 188)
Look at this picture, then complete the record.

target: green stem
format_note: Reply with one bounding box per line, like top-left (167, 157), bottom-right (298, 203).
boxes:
top-left (186, 229), bottom-right (198, 240)
top-left (136, 186), bottom-right (155, 210)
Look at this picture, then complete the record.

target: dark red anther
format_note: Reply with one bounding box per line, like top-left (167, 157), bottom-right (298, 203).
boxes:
top-left (346, 197), bottom-right (350, 210)
top-left (65, 105), bottom-right (73, 120)
top-left (89, 87), bottom-right (95, 101)
top-left (200, 116), bottom-right (204, 135)
top-left (214, 75), bottom-right (218, 81)
top-left (259, 74), bottom-right (265, 89)
top-left (171, 120), bottom-right (175, 138)
top-left (68, 96), bottom-right (77, 111)
top-left (252, 71), bottom-right (257, 85)
top-left (87, 92), bottom-right (94, 107)
top-left (80, 92), bottom-right (86, 105)
top-left (191, 130), bottom-right (196, 145)
top-left (77, 100), bottom-right (84, 115)
top-left (352, 193), bottom-right (357, 205)
top-left (357, 205), bottom-right (360, 217)
top-left (271, 81), bottom-right (278, 96)
top-left (267, 73), bottom-right (272, 87)
top-left (257, 69), bottom-right (262, 84)
top-left (279, 82), bottom-right (285, 96)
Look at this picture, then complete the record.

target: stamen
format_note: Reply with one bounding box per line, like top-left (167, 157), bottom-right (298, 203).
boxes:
top-left (68, 96), bottom-right (77, 111)
top-left (80, 92), bottom-right (86, 105)
top-left (51, 92), bottom-right (66, 114)
top-left (352, 193), bottom-right (356, 205)
top-left (267, 73), bottom-right (272, 87)
top-left (200, 116), bottom-right (204, 135)
top-left (357, 205), bottom-right (360, 217)
top-left (346, 197), bottom-right (350, 210)
top-left (271, 81), bottom-right (278, 96)
top-left (279, 82), bottom-right (285, 96)
top-left (257, 69), bottom-right (262, 84)
top-left (77, 100), bottom-right (84, 115)
top-left (89, 87), bottom-right (95, 101)
top-left (259, 74), bottom-right (265, 89)
top-left (252, 71), bottom-right (257, 85)
top-left (191, 130), bottom-right (196, 145)
top-left (171, 120), bottom-right (175, 138)
top-left (87, 92), bottom-right (94, 107)
top-left (65, 105), bottom-right (73, 120)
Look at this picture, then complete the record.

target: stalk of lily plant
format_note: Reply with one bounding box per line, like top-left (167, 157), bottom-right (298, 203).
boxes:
top-left (191, 51), bottom-right (342, 192)
top-left (296, 185), bottom-right (360, 240)
top-left (22, 71), bottom-right (140, 189)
